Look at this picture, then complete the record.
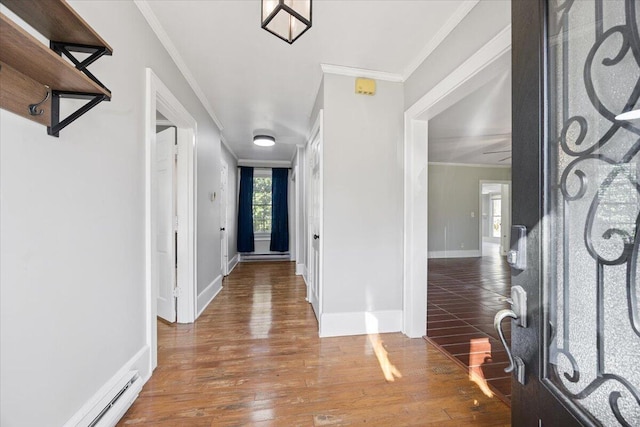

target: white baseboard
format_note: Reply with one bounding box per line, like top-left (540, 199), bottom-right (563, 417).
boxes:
top-left (196, 275), bottom-right (222, 318)
top-left (319, 310), bottom-right (403, 338)
top-left (227, 254), bottom-right (239, 274)
top-left (428, 250), bottom-right (481, 259)
top-left (296, 263), bottom-right (305, 276)
top-left (63, 346), bottom-right (150, 427)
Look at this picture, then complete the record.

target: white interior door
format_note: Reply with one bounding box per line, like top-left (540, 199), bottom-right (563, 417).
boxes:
top-left (307, 128), bottom-right (322, 319)
top-left (220, 160), bottom-right (229, 276)
top-left (155, 127), bottom-right (177, 322)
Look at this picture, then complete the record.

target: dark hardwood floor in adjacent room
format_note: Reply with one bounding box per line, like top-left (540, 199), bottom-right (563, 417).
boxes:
top-left (119, 261), bottom-right (510, 426)
top-left (426, 251), bottom-right (512, 403)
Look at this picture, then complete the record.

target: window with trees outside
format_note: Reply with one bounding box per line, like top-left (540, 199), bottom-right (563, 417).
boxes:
top-left (253, 176), bottom-right (272, 233)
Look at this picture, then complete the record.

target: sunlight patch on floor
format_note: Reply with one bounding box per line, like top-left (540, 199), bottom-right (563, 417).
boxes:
top-left (468, 337), bottom-right (494, 398)
top-left (366, 313), bottom-right (402, 382)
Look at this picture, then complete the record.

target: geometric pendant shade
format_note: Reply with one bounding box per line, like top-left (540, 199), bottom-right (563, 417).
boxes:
top-left (261, 0), bottom-right (312, 44)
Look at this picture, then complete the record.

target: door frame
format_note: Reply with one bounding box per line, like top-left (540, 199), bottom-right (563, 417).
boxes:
top-left (306, 110), bottom-right (323, 321)
top-left (220, 158), bottom-right (229, 276)
top-left (145, 68), bottom-right (198, 370)
top-left (402, 26), bottom-right (512, 338)
top-left (478, 179), bottom-right (511, 257)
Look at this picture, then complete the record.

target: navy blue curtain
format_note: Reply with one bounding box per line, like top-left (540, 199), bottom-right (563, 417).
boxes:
top-left (270, 168), bottom-right (289, 252)
top-left (237, 167), bottom-right (255, 252)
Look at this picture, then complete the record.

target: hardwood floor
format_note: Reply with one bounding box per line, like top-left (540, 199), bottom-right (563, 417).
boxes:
top-left (426, 254), bottom-right (512, 403)
top-left (119, 261), bottom-right (510, 426)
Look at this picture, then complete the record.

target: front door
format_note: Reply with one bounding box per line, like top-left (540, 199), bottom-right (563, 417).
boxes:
top-left (508, 0), bottom-right (640, 425)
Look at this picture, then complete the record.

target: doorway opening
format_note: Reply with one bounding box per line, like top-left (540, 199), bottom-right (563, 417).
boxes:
top-left (145, 68), bottom-right (197, 371)
top-left (403, 25), bottom-right (513, 407)
top-left (479, 180), bottom-right (511, 257)
top-left (154, 114), bottom-right (178, 324)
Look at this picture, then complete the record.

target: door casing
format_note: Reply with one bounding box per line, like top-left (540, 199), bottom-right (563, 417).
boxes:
top-left (478, 180), bottom-right (512, 257)
top-left (402, 26), bottom-right (512, 338)
top-left (145, 68), bottom-right (198, 371)
top-left (220, 159), bottom-right (229, 276)
top-left (306, 110), bottom-right (323, 324)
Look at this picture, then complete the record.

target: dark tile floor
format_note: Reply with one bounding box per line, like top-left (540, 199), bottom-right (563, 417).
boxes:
top-left (425, 251), bottom-right (512, 403)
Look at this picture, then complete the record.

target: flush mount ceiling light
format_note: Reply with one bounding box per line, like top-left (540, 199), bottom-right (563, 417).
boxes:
top-left (253, 135), bottom-right (276, 147)
top-left (261, 0), bottom-right (312, 44)
top-left (616, 109), bottom-right (640, 121)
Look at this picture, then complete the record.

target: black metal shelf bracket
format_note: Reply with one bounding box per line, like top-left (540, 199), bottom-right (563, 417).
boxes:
top-left (50, 41), bottom-right (112, 92)
top-left (47, 42), bottom-right (111, 137)
top-left (47, 91), bottom-right (108, 137)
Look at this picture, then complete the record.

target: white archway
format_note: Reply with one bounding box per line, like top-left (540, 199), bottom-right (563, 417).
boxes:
top-left (402, 27), bottom-right (512, 338)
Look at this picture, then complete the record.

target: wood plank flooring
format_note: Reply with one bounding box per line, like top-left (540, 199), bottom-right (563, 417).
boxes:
top-left (426, 254), bottom-right (512, 403)
top-left (119, 261), bottom-right (510, 426)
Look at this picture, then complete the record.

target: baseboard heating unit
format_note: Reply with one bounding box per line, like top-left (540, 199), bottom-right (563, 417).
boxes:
top-left (241, 253), bottom-right (291, 261)
top-left (77, 371), bottom-right (143, 427)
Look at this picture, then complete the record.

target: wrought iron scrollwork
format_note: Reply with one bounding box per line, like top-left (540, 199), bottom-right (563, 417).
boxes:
top-left (548, 0), bottom-right (640, 425)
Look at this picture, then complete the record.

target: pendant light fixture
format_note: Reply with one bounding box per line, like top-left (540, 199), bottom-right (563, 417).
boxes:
top-left (261, 0), bottom-right (312, 44)
top-left (253, 135), bottom-right (276, 147)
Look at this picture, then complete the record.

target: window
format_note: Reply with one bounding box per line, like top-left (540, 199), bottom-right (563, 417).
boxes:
top-left (253, 176), bottom-right (272, 233)
top-left (491, 197), bottom-right (502, 238)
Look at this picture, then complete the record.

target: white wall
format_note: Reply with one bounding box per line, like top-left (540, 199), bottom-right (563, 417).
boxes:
top-left (320, 73), bottom-right (404, 332)
top-left (0, 2), bottom-right (222, 426)
top-left (428, 164), bottom-right (511, 256)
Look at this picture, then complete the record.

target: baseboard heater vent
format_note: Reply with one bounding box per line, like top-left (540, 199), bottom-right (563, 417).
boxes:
top-left (241, 253), bottom-right (290, 262)
top-left (76, 370), bottom-right (142, 427)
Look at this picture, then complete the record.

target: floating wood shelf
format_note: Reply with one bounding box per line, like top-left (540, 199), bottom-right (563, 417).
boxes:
top-left (0, 14), bottom-right (109, 96)
top-left (0, 0), bottom-right (112, 54)
top-left (0, 0), bottom-right (112, 136)
top-left (0, 61), bottom-right (52, 127)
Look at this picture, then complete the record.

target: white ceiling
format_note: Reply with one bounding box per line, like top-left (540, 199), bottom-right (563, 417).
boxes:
top-left (141, 0), bottom-right (471, 162)
top-left (428, 68), bottom-right (512, 165)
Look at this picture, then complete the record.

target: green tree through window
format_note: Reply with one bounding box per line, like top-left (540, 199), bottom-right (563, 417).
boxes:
top-left (253, 177), bottom-right (272, 233)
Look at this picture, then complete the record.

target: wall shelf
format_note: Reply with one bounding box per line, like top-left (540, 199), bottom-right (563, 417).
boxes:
top-left (0, 0), bottom-right (112, 53)
top-left (0, 0), bottom-right (112, 136)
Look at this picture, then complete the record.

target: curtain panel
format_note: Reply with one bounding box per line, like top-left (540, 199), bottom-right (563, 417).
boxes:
top-left (237, 167), bottom-right (255, 252)
top-left (270, 168), bottom-right (289, 252)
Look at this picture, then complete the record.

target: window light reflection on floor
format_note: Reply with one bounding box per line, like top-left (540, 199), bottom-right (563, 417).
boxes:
top-left (365, 313), bottom-right (402, 382)
top-left (468, 337), bottom-right (494, 398)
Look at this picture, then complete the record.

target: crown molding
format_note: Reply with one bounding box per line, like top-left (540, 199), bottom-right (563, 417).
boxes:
top-left (134, 0), bottom-right (224, 131)
top-left (402, 0), bottom-right (480, 80)
top-left (320, 64), bottom-right (403, 83)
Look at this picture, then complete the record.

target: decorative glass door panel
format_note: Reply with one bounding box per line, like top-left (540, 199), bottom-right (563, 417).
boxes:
top-left (545, 0), bottom-right (640, 425)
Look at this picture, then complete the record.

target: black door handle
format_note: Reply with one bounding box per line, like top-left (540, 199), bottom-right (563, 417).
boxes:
top-left (313, 234), bottom-right (319, 240)
top-left (220, 227), bottom-right (225, 231)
